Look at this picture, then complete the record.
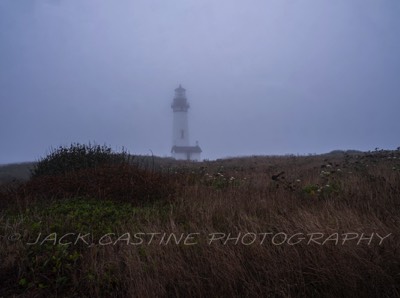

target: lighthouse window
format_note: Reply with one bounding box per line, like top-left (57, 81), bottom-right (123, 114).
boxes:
top-left (181, 130), bottom-right (184, 139)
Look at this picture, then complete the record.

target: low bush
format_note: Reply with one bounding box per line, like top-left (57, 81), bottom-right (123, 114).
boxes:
top-left (0, 144), bottom-right (175, 207)
top-left (31, 143), bottom-right (130, 179)
top-left (24, 163), bottom-right (175, 205)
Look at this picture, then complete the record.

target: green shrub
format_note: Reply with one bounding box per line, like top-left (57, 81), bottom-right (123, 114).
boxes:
top-left (12, 198), bottom-right (147, 295)
top-left (302, 184), bottom-right (320, 196)
top-left (31, 143), bottom-right (130, 178)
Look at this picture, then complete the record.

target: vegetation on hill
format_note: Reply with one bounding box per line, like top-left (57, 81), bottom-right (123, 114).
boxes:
top-left (30, 143), bottom-right (131, 178)
top-left (0, 146), bottom-right (399, 297)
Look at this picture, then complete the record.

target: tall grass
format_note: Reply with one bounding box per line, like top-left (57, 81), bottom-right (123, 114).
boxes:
top-left (0, 149), bottom-right (399, 297)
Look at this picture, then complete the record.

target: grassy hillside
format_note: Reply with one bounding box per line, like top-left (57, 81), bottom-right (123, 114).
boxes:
top-left (0, 150), bottom-right (399, 297)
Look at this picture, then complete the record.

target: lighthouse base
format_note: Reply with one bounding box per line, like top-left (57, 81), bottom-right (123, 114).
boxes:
top-left (171, 145), bottom-right (202, 161)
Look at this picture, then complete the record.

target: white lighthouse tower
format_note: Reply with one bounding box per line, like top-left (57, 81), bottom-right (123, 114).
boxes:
top-left (171, 85), bottom-right (202, 161)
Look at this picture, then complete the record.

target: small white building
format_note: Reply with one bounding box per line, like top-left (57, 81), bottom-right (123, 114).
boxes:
top-left (171, 85), bottom-right (202, 161)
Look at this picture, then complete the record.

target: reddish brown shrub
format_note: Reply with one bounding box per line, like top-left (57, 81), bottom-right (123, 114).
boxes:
top-left (21, 164), bottom-right (175, 204)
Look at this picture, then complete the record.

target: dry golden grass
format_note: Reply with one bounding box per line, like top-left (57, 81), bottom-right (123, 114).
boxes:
top-left (0, 150), bottom-right (399, 297)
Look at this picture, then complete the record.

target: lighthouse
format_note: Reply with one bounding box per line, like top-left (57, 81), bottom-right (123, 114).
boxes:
top-left (171, 85), bottom-right (202, 161)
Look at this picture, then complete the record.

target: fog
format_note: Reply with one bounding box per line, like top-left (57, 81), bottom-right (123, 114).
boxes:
top-left (1, 0), bottom-right (399, 163)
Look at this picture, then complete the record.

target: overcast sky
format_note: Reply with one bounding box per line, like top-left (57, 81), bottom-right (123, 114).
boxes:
top-left (1, 0), bottom-right (399, 163)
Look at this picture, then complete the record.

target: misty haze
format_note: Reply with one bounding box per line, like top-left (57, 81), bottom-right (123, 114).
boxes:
top-left (1, 0), bottom-right (399, 164)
